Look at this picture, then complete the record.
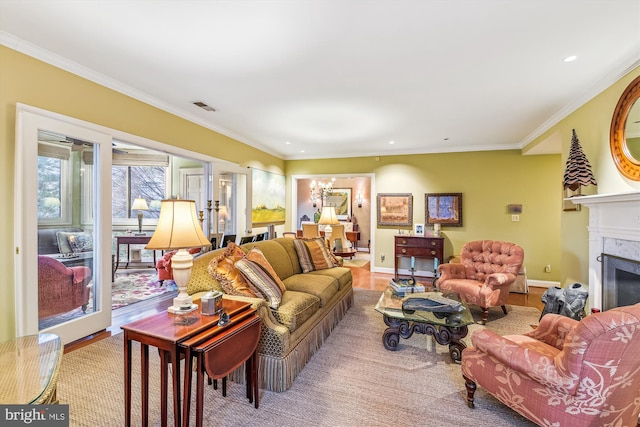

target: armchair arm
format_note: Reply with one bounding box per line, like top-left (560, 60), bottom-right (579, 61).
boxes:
top-left (470, 329), bottom-right (579, 395)
top-left (485, 272), bottom-right (517, 288)
top-left (71, 266), bottom-right (91, 284)
top-left (437, 263), bottom-right (466, 282)
top-left (524, 313), bottom-right (579, 350)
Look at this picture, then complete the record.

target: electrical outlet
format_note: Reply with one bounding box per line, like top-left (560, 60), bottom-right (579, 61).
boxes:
top-left (511, 215), bottom-right (520, 222)
top-left (381, 254), bottom-right (385, 262)
top-left (545, 264), bottom-right (551, 273)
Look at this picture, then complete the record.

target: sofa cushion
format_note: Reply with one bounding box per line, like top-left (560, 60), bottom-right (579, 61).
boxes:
top-left (236, 257), bottom-right (284, 309)
top-left (283, 273), bottom-right (338, 307)
top-left (207, 243), bottom-right (257, 298)
top-left (307, 267), bottom-right (352, 290)
top-left (244, 247), bottom-right (286, 294)
top-left (272, 290), bottom-right (321, 333)
top-left (57, 231), bottom-right (93, 254)
top-left (293, 238), bottom-right (337, 273)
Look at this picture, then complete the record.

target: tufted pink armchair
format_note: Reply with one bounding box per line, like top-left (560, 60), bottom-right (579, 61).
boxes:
top-left (461, 303), bottom-right (640, 426)
top-left (156, 247), bottom-right (202, 285)
top-left (437, 240), bottom-right (524, 324)
top-left (38, 255), bottom-right (92, 320)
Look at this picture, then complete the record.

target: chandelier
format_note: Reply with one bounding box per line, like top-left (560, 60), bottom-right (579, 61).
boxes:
top-left (310, 178), bottom-right (336, 208)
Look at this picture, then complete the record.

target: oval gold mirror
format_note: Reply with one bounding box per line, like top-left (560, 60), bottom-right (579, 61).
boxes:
top-left (610, 75), bottom-right (640, 181)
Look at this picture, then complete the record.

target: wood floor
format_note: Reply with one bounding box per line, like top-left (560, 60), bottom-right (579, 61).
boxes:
top-left (64, 261), bottom-right (545, 353)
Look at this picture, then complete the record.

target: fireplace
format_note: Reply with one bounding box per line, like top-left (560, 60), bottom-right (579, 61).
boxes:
top-left (572, 192), bottom-right (640, 311)
top-left (602, 254), bottom-right (640, 311)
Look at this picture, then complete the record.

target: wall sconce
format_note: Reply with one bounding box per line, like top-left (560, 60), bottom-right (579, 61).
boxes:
top-left (356, 191), bottom-right (364, 208)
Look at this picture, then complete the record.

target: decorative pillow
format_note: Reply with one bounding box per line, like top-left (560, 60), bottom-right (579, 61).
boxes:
top-left (235, 258), bottom-right (283, 309)
top-left (244, 247), bottom-right (286, 294)
top-left (56, 231), bottom-right (93, 254)
top-left (293, 237), bottom-right (337, 273)
top-left (207, 243), bottom-right (257, 297)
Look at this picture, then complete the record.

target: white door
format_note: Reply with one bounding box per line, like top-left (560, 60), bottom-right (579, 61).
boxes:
top-left (15, 105), bottom-right (112, 345)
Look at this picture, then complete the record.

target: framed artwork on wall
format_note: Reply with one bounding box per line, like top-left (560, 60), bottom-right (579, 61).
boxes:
top-left (251, 168), bottom-right (286, 226)
top-left (377, 193), bottom-right (413, 227)
top-left (425, 193), bottom-right (463, 227)
top-left (325, 188), bottom-right (351, 220)
top-left (414, 223), bottom-right (425, 236)
top-left (563, 187), bottom-right (581, 211)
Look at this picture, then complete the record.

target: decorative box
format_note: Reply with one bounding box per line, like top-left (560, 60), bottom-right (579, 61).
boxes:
top-left (200, 290), bottom-right (223, 316)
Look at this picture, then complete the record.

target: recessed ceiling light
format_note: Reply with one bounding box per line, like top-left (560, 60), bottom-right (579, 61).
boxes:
top-left (285, 141), bottom-right (291, 145)
top-left (389, 140), bottom-right (395, 145)
top-left (563, 55), bottom-right (577, 63)
top-left (301, 150), bottom-right (305, 153)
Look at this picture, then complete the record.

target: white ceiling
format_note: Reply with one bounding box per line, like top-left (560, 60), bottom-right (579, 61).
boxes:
top-left (1, 1), bottom-right (639, 160)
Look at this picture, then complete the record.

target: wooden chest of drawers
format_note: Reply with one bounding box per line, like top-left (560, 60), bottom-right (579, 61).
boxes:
top-left (394, 236), bottom-right (444, 279)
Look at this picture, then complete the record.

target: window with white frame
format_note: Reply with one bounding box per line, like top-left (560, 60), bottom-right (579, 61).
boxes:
top-left (37, 143), bottom-right (71, 225)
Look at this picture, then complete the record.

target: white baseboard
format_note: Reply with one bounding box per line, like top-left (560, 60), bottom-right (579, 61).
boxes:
top-left (527, 279), bottom-right (560, 289)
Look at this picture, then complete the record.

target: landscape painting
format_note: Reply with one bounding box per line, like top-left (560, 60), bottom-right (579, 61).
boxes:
top-left (252, 169), bottom-right (286, 226)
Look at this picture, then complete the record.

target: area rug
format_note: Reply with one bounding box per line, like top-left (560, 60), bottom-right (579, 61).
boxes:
top-left (57, 289), bottom-right (539, 426)
top-left (111, 272), bottom-right (176, 310)
top-left (342, 251), bottom-right (370, 268)
top-left (38, 272), bottom-right (177, 330)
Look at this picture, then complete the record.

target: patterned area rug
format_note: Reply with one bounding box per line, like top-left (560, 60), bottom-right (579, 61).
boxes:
top-left (111, 272), bottom-right (176, 310)
top-left (38, 272), bottom-right (177, 329)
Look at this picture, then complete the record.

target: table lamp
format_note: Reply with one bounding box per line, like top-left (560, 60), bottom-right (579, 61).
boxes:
top-left (146, 199), bottom-right (211, 313)
top-left (318, 206), bottom-right (339, 235)
top-left (131, 197), bottom-right (149, 235)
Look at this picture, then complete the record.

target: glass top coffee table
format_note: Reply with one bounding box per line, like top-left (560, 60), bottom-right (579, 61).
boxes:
top-left (375, 286), bottom-right (474, 363)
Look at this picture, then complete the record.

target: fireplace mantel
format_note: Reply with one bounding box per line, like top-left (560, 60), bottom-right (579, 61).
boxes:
top-left (572, 191), bottom-right (640, 310)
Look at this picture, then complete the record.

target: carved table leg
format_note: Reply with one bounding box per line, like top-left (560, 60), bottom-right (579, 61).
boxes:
top-left (463, 375), bottom-right (476, 408)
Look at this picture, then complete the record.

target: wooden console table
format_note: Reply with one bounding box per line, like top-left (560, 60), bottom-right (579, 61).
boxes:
top-left (346, 231), bottom-right (360, 250)
top-left (394, 236), bottom-right (444, 279)
top-left (122, 299), bottom-right (253, 427)
top-left (114, 235), bottom-right (158, 272)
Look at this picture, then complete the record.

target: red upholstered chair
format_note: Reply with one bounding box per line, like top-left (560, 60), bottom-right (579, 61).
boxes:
top-left (461, 303), bottom-right (640, 426)
top-left (38, 255), bottom-right (92, 320)
top-left (156, 247), bottom-right (202, 285)
top-left (437, 240), bottom-right (524, 324)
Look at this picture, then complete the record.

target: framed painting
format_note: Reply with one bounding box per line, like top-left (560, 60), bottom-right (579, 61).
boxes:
top-left (425, 193), bottom-right (463, 227)
top-left (251, 168), bottom-right (286, 226)
top-left (563, 187), bottom-right (581, 211)
top-left (377, 193), bottom-right (413, 227)
top-left (325, 188), bottom-right (351, 220)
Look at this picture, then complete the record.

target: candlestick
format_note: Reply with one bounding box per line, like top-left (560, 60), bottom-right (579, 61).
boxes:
top-left (411, 256), bottom-right (415, 269)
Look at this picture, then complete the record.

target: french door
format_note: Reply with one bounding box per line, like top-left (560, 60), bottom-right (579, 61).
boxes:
top-left (15, 105), bottom-right (112, 345)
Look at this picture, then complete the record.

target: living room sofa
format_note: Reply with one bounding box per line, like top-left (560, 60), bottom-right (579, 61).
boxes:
top-left (186, 237), bottom-right (353, 392)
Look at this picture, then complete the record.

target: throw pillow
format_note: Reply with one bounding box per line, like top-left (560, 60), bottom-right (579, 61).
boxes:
top-left (207, 243), bottom-right (257, 298)
top-left (235, 257), bottom-right (283, 309)
top-left (293, 237), bottom-right (337, 273)
top-left (56, 231), bottom-right (93, 254)
top-left (244, 247), bottom-right (286, 294)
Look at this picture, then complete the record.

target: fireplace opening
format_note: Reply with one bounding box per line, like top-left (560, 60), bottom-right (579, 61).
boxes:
top-left (602, 254), bottom-right (640, 311)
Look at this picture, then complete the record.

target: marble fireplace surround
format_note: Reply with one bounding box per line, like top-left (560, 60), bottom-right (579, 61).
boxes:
top-left (573, 191), bottom-right (640, 310)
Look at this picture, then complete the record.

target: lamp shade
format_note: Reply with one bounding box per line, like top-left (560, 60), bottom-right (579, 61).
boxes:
top-left (318, 206), bottom-right (339, 225)
top-left (146, 199), bottom-right (210, 250)
top-left (131, 197), bottom-right (149, 211)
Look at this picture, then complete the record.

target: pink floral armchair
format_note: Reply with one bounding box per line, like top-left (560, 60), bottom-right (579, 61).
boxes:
top-left (461, 303), bottom-right (640, 426)
top-left (156, 247), bottom-right (202, 285)
top-left (38, 255), bottom-right (92, 320)
top-left (437, 240), bottom-right (524, 324)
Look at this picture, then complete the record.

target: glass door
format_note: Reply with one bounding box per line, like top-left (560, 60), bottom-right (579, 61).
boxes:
top-left (16, 106), bottom-right (112, 345)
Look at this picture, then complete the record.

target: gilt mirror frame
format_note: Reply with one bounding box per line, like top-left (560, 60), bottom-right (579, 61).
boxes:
top-left (610, 74), bottom-right (640, 181)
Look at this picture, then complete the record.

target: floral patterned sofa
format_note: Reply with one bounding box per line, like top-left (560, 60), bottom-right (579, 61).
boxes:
top-left (461, 303), bottom-right (640, 426)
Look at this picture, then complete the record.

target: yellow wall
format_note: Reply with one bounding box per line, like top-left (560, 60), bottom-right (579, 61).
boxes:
top-left (525, 66), bottom-right (640, 287)
top-left (286, 151), bottom-right (562, 280)
top-left (0, 46), bottom-right (284, 340)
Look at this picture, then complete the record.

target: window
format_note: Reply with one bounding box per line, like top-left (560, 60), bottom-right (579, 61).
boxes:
top-left (37, 143), bottom-right (71, 224)
top-left (112, 165), bottom-right (167, 222)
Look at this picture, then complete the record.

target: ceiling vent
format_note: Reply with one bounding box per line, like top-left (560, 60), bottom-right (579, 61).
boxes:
top-left (192, 101), bottom-right (216, 112)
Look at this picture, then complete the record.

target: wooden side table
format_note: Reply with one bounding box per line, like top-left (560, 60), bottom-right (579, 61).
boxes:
top-left (114, 235), bottom-right (157, 272)
top-left (121, 299), bottom-right (253, 427)
top-left (181, 312), bottom-right (261, 427)
top-left (346, 231), bottom-right (360, 251)
top-left (394, 236), bottom-right (444, 279)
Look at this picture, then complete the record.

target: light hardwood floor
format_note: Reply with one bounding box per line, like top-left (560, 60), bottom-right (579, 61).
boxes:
top-left (65, 260), bottom-right (545, 353)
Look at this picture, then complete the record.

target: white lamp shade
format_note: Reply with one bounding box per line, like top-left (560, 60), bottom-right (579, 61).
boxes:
top-left (146, 199), bottom-right (210, 250)
top-left (131, 197), bottom-right (149, 211)
top-left (318, 206), bottom-right (339, 225)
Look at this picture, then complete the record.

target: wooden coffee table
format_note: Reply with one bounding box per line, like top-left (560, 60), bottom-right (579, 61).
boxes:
top-left (333, 248), bottom-right (357, 259)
